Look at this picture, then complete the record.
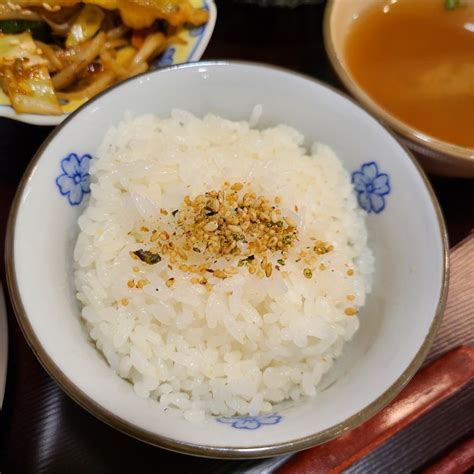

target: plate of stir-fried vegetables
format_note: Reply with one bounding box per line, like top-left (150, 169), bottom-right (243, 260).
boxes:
top-left (0, 0), bottom-right (216, 125)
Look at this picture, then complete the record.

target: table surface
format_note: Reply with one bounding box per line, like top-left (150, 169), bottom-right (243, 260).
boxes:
top-left (0, 1), bottom-right (473, 472)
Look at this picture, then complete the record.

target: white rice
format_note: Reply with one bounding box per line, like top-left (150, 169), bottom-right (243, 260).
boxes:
top-left (74, 110), bottom-right (373, 421)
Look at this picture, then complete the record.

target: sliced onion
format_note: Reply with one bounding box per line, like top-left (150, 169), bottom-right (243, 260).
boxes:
top-left (52, 31), bottom-right (106, 90)
top-left (106, 24), bottom-right (129, 39)
top-left (57, 70), bottom-right (115, 101)
top-left (35, 41), bottom-right (63, 72)
top-left (131, 32), bottom-right (165, 66)
top-left (125, 61), bottom-right (147, 78)
top-left (100, 49), bottom-right (127, 77)
top-left (104, 38), bottom-right (129, 49)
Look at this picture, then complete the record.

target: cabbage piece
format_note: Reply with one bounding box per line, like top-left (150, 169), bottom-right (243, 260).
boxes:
top-left (66, 5), bottom-right (105, 48)
top-left (0, 32), bottom-right (62, 114)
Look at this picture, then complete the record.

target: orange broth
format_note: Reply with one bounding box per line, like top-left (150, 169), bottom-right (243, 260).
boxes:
top-left (345, 0), bottom-right (474, 148)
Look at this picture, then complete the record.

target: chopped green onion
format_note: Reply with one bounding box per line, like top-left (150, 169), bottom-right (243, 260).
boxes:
top-left (133, 249), bottom-right (161, 265)
top-left (445, 0), bottom-right (460, 10)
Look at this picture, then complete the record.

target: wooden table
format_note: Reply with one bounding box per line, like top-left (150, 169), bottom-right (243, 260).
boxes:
top-left (0, 1), bottom-right (473, 472)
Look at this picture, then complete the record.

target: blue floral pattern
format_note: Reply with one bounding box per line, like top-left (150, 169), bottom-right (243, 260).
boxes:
top-left (157, 47), bottom-right (176, 67)
top-left (56, 153), bottom-right (92, 206)
top-left (351, 162), bottom-right (391, 214)
top-left (216, 413), bottom-right (282, 430)
top-left (189, 24), bottom-right (206, 37)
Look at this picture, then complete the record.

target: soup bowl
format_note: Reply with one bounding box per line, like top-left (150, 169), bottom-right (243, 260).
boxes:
top-left (324, 0), bottom-right (474, 178)
top-left (5, 61), bottom-right (448, 458)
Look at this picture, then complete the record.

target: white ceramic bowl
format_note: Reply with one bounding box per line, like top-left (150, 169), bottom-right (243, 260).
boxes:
top-left (0, 0), bottom-right (216, 127)
top-left (6, 62), bottom-right (448, 458)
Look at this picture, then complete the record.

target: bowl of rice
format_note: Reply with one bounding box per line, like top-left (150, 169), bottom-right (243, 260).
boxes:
top-left (6, 62), bottom-right (448, 458)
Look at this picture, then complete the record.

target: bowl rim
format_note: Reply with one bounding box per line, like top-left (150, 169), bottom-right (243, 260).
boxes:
top-left (0, 0), bottom-right (217, 127)
top-left (5, 60), bottom-right (449, 459)
top-left (323, 0), bottom-right (474, 165)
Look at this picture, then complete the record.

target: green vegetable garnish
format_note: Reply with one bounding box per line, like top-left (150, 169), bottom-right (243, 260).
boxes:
top-left (0, 20), bottom-right (51, 42)
top-left (238, 255), bottom-right (255, 267)
top-left (445, 0), bottom-right (460, 10)
top-left (133, 249), bottom-right (161, 265)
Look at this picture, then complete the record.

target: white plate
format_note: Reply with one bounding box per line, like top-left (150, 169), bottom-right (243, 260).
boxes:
top-left (0, 0), bottom-right (217, 127)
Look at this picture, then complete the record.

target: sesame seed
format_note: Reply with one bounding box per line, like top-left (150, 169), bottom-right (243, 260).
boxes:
top-left (165, 278), bottom-right (175, 288)
top-left (231, 182), bottom-right (244, 191)
top-left (227, 224), bottom-right (242, 233)
top-left (128, 184), bottom-right (308, 284)
top-left (268, 236), bottom-right (278, 247)
top-left (265, 263), bottom-right (273, 278)
top-left (314, 241), bottom-right (332, 255)
top-left (204, 220), bottom-right (218, 232)
top-left (121, 298), bottom-right (129, 306)
top-left (213, 270), bottom-right (228, 279)
top-left (346, 294), bottom-right (355, 301)
top-left (127, 280), bottom-right (135, 288)
top-left (303, 268), bottom-right (313, 279)
top-left (344, 307), bottom-right (358, 316)
top-left (284, 216), bottom-right (296, 228)
top-left (177, 248), bottom-right (188, 260)
top-left (347, 269), bottom-right (354, 276)
top-left (224, 267), bottom-right (239, 275)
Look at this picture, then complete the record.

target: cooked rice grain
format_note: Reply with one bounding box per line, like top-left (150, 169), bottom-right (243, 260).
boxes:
top-left (74, 110), bottom-right (374, 420)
